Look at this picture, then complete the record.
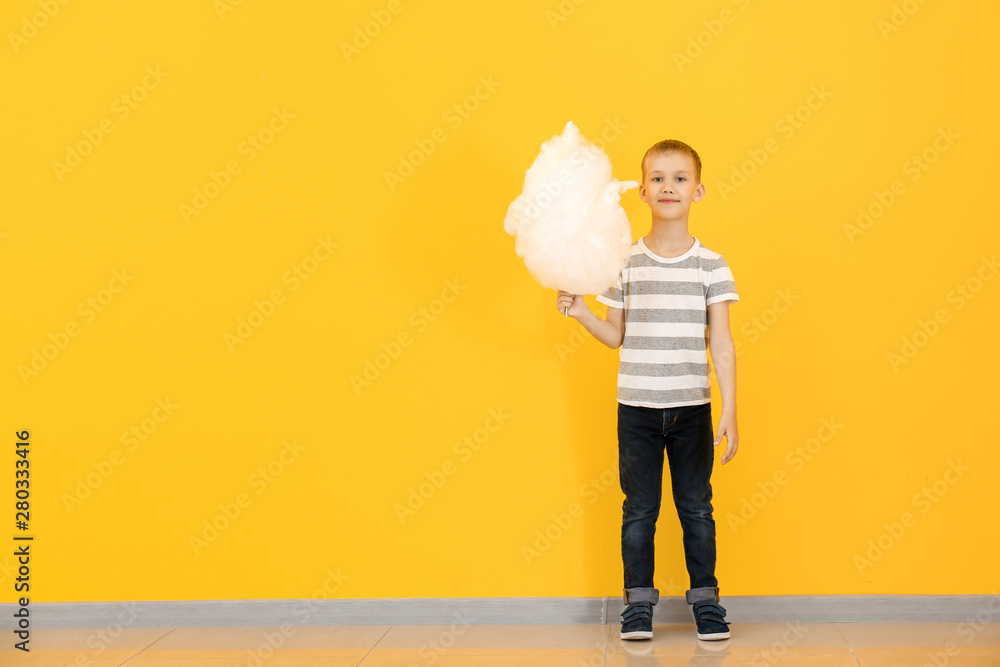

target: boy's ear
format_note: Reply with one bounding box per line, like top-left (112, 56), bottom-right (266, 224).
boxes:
top-left (693, 182), bottom-right (706, 202)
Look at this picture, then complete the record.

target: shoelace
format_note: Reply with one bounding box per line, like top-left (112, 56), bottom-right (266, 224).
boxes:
top-left (621, 601), bottom-right (652, 624)
top-left (694, 601), bottom-right (730, 626)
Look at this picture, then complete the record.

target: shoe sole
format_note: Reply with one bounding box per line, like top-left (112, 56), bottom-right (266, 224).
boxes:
top-left (697, 630), bottom-right (731, 640)
top-left (621, 630), bottom-right (653, 640)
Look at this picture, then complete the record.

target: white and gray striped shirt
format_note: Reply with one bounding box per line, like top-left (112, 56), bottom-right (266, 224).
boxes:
top-left (596, 236), bottom-right (739, 409)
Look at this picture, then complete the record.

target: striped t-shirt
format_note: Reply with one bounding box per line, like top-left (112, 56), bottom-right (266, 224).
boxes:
top-left (595, 236), bottom-right (739, 409)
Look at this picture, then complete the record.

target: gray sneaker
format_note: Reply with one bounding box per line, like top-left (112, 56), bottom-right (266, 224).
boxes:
top-left (692, 600), bottom-right (731, 640)
top-left (621, 587), bottom-right (658, 640)
top-left (620, 600), bottom-right (653, 640)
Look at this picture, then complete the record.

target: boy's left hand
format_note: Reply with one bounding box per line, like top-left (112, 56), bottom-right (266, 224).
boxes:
top-left (714, 413), bottom-right (739, 464)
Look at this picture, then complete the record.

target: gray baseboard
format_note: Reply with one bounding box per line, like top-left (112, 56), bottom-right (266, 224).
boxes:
top-left (3, 595), bottom-right (998, 629)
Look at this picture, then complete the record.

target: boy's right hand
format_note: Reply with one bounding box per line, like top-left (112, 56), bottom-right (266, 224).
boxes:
top-left (556, 290), bottom-right (589, 319)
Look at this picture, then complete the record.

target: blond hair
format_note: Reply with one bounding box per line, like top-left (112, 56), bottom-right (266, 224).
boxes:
top-left (641, 139), bottom-right (702, 183)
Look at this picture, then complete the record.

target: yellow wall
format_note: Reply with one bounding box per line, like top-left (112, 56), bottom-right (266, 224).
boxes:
top-left (2, 0), bottom-right (998, 603)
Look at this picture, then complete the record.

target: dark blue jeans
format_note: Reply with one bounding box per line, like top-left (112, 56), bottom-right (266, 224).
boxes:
top-left (618, 401), bottom-right (719, 600)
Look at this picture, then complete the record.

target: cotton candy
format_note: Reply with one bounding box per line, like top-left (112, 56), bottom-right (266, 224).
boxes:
top-left (504, 121), bottom-right (638, 296)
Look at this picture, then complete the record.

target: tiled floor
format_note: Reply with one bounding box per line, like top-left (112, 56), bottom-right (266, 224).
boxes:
top-left (2, 622), bottom-right (999, 665)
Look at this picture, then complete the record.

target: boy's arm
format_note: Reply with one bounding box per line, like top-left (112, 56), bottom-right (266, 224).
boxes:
top-left (581, 303), bottom-right (625, 349)
top-left (707, 300), bottom-right (739, 464)
top-left (556, 291), bottom-right (625, 349)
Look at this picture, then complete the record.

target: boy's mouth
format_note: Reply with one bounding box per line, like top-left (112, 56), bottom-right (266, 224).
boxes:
top-left (658, 198), bottom-right (679, 204)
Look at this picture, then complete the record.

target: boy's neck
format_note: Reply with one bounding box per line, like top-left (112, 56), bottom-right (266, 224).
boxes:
top-left (643, 217), bottom-right (694, 257)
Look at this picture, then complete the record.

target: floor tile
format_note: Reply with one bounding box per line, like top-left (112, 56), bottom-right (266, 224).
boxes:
top-left (0, 626), bottom-right (169, 652)
top-left (838, 622), bottom-right (1000, 648)
top-left (605, 655), bottom-right (860, 666)
top-left (372, 623), bottom-right (611, 651)
top-left (854, 646), bottom-right (1000, 666)
top-left (359, 654), bottom-right (604, 666)
top-left (1, 623), bottom-right (997, 666)
top-left (607, 622), bottom-right (852, 655)
top-left (0, 659), bottom-right (124, 667)
top-left (126, 658), bottom-right (363, 667)
top-left (141, 625), bottom-right (390, 651)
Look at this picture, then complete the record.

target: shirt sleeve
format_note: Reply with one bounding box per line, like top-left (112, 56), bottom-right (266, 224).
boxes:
top-left (706, 255), bottom-right (739, 305)
top-left (595, 272), bottom-right (624, 309)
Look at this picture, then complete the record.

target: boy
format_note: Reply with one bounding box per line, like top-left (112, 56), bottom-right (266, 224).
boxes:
top-left (556, 139), bottom-right (739, 641)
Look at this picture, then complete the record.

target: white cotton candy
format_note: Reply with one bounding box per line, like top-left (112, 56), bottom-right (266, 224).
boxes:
top-left (504, 121), bottom-right (638, 296)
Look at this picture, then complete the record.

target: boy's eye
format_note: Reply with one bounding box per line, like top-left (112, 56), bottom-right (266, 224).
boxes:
top-left (676, 177), bottom-right (686, 182)
top-left (653, 177), bottom-right (661, 182)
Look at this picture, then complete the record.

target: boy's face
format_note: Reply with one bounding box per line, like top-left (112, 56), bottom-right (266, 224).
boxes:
top-left (639, 151), bottom-right (705, 219)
